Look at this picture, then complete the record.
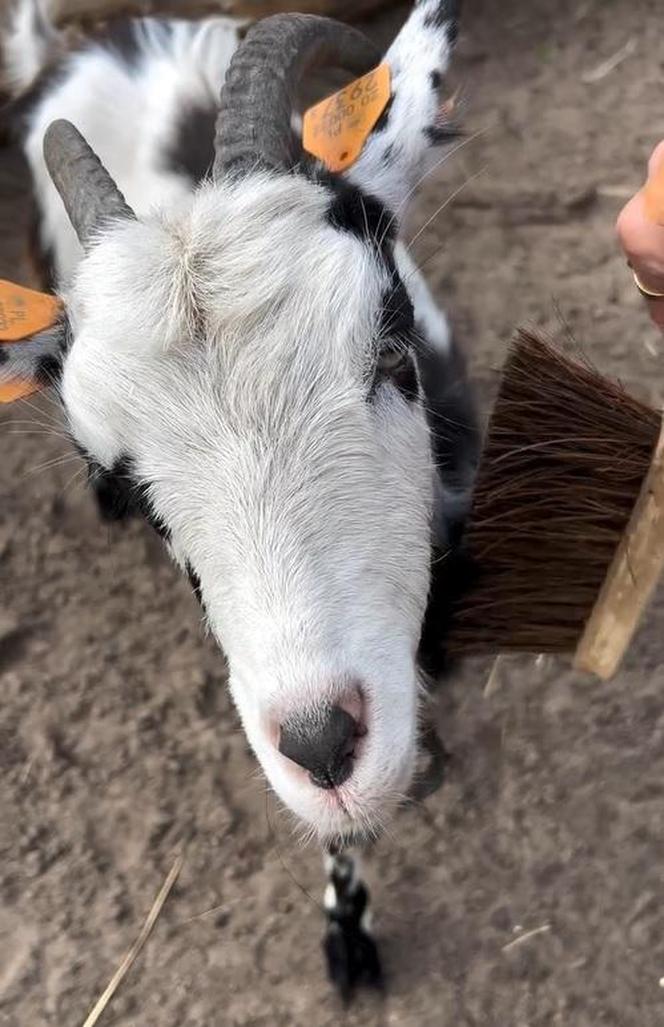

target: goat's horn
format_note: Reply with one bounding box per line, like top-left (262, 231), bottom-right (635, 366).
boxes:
top-left (43, 119), bottom-right (135, 247)
top-left (214, 14), bottom-right (380, 178)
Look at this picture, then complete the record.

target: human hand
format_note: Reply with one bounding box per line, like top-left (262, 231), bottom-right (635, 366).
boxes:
top-left (617, 140), bottom-right (664, 329)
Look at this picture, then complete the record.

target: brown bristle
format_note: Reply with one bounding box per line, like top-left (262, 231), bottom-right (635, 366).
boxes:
top-left (448, 328), bottom-right (662, 653)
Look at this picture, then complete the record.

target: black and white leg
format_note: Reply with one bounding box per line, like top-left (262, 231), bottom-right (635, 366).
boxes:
top-left (322, 847), bottom-right (382, 1003)
top-left (344, 0), bottom-right (462, 219)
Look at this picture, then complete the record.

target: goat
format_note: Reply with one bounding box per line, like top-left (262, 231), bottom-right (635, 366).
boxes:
top-left (1, 0), bottom-right (478, 999)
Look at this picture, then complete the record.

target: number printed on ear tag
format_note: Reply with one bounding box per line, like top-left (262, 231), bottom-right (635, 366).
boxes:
top-left (0, 279), bottom-right (62, 342)
top-left (0, 279), bottom-right (63, 403)
top-left (302, 63), bottom-right (391, 173)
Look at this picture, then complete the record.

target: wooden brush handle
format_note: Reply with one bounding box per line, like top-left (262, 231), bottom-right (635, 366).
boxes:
top-left (574, 419), bottom-right (664, 679)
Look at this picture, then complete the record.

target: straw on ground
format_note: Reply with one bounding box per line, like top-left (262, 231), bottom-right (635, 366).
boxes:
top-left (81, 854), bottom-right (184, 1027)
top-left (502, 923), bottom-right (551, 953)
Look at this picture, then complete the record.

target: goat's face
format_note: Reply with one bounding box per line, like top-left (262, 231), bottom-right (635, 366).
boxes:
top-left (19, 3), bottom-right (467, 840)
top-left (60, 172), bottom-right (434, 840)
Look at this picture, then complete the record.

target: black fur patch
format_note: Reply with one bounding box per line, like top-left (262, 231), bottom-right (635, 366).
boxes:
top-left (95, 19), bottom-right (148, 70)
top-left (323, 857), bottom-right (382, 1004)
top-left (186, 562), bottom-right (204, 607)
top-left (140, 500), bottom-right (171, 542)
top-left (390, 351), bottom-right (419, 402)
top-left (414, 325), bottom-right (479, 501)
top-left (162, 101), bottom-right (217, 185)
top-left (413, 324), bottom-right (480, 675)
top-left (369, 271), bottom-right (419, 400)
top-left (324, 910), bottom-right (382, 1005)
top-left (424, 124), bottom-right (464, 145)
top-left (35, 352), bottom-right (63, 387)
top-left (86, 457), bottom-right (135, 522)
top-left (422, 0), bottom-right (461, 30)
top-left (84, 454), bottom-right (171, 541)
top-left (371, 346), bottom-right (420, 403)
top-left (418, 543), bottom-right (478, 677)
top-left (323, 174), bottom-right (394, 248)
top-left (430, 70), bottom-right (442, 89)
top-left (378, 274), bottom-right (415, 338)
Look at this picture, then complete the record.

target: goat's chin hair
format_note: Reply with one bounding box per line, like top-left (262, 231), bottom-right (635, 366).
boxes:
top-left (282, 786), bottom-right (407, 852)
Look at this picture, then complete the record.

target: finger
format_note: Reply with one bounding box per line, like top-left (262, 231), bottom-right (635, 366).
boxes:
top-left (647, 140), bottom-right (664, 180)
top-left (643, 297), bottom-right (664, 330)
top-left (644, 143), bottom-right (664, 225)
top-left (616, 191), bottom-right (664, 286)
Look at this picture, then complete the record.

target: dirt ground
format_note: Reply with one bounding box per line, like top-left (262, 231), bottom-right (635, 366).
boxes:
top-left (3, 0), bottom-right (664, 1024)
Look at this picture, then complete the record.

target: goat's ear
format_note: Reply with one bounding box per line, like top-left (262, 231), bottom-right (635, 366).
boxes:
top-left (0, 280), bottom-right (68, 403)
top-left (341, 0), bottom-right (462, 220)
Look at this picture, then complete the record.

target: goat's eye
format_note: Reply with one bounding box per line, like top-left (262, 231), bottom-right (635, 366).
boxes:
top-left (374, 343), bottom-right (419, 402)
top-left (378, 346), bottom-right (409, 376)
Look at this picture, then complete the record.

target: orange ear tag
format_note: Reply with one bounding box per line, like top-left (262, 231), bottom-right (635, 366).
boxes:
top-left (302, 63), bottom-right (391, 173)
top-left (0, 379), bottom-right (42, 403)
top-left (0, 279), bottom-right (62, 403)
top-left (0, 279), bottom-right (61, 341)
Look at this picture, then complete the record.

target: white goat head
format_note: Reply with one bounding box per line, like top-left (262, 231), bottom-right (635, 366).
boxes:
top-left (5, 5), bottom-right (467, 842)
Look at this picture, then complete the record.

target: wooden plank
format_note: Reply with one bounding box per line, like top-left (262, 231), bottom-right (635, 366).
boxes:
top-left (574, 418), bottom-right (664, 679)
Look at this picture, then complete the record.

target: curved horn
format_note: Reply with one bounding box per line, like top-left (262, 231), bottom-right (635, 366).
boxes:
top-left (43, 119), bottom-right (135, 248)
top-left (214, 14), bottom-right (381, 178)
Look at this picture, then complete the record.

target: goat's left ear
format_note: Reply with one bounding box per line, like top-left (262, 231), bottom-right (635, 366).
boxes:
top-left (0, 280), bottom-right (68, 402)
top-left (341, 0), bottom-right (463, 219)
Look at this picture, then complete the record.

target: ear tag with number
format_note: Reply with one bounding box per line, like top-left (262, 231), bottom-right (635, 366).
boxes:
top-left (0, 279), bottom-right (62, 403)
top-left (302, 63), bottom-right (391, 173)
top-left (0, 279), bottom-right (61, 341)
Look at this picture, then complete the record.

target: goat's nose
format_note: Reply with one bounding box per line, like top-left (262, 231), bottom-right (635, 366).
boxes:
top-left (278, 705), bottom-right (358, 789)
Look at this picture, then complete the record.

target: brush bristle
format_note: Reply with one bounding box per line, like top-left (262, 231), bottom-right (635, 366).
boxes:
top-left (448, 329), bottom-right (661, 653)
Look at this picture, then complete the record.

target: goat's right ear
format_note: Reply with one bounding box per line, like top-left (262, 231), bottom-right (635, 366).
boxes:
top-left (0, 280), bottom-right (68, 402)
top-left (339, 0), bottom-right (463, 222)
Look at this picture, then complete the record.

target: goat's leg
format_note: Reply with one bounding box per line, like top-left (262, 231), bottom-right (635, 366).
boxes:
top-left (322, 845), bottom-right (382, 1003)
top-left (344, 0), bottom-right (462, 220)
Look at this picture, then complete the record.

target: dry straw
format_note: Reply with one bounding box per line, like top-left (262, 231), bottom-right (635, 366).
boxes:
top-left (81, 855), bottom-right (183, 1027)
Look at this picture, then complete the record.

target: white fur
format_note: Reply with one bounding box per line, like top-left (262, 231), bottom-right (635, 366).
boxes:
top-left (63, 176), bottom-right (433, 838)
top-left (346, 0), bottom-right (458, 216)
top-left (20, 13), bottom-right (241, 286)
top-left (3, 0), bottom-right (61, 93)
top-left (4, 0), bottom-right (465, 841)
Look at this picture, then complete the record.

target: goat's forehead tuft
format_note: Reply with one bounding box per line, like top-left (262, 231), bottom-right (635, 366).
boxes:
top-left (66, 171), bottom-right (397, 371)
top-left (68, 212), bottom-right (198, 348)
top-left (185, 175), bottom-right (393, 340)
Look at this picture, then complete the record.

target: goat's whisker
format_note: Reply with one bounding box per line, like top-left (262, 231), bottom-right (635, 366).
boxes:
top-left (378, 125), bottom-right (491, 246)
top-left (407, 164), bottom-right (489, 250)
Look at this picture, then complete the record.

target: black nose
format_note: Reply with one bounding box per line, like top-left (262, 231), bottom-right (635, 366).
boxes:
top-left (278, 705), bottom-right (358, 789)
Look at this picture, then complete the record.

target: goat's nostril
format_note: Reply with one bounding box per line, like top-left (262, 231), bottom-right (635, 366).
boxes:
top-left (278, 704), bottom-right (358, 789)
